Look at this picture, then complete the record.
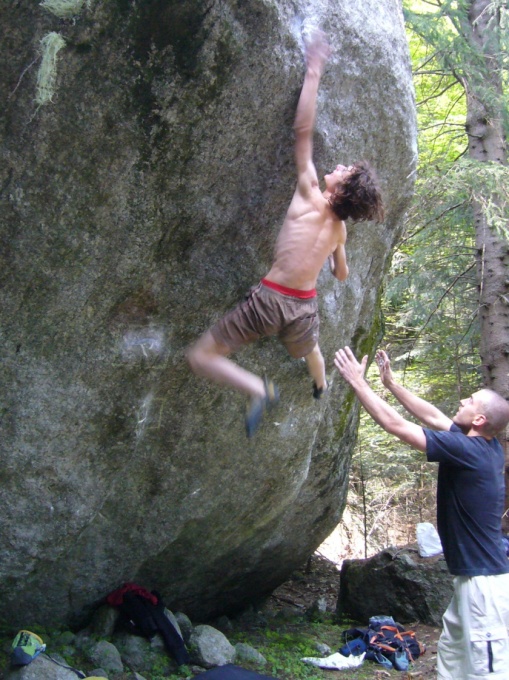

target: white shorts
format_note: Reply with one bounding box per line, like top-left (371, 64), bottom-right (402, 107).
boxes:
top-left (437, 573), bottom-right (509, 679)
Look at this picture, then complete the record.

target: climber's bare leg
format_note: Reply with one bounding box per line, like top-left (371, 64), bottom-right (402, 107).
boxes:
top-left (186, 330), bottom-right (265, 399)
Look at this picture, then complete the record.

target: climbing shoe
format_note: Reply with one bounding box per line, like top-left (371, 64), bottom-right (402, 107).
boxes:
top-left (313, 380), bottom-right (328, 400)
top-left (245, 378), bottom-right (279, 438)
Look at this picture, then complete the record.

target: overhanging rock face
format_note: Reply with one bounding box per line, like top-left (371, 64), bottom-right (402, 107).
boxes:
top-left (0, 0), bottom-right (416, 626)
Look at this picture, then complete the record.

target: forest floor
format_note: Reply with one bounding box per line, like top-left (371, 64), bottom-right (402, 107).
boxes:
top-left (259, 552), bottom-right (441, 679)
top-left (0, 552), bottom-right (442, 680)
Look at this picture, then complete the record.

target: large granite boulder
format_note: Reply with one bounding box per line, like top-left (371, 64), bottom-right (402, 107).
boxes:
top-left (0, 0), bottom-right (416, 626)
top-left (337, 547), bottom-right (454, 626)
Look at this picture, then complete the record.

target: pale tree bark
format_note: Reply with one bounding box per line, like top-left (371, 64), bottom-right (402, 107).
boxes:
top-left (463, 0), bottom-right (509, 527)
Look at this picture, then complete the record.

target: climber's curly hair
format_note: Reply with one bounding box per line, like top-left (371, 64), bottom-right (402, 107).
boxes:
top-left (328, 161), bottom-right (385, 223)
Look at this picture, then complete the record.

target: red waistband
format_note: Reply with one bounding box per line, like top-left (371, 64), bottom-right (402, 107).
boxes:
top-left (261, 278), bottom-right (317, 299)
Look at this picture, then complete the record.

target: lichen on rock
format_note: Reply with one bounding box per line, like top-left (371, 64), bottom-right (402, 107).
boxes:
top-left (40, 0), bottom-right (90, 20)
top-left (35, 32), bottom-right (66, 105)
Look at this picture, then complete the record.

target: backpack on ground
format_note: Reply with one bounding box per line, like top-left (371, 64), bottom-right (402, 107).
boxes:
top-left (106, 582), bottom-right (190, 666)
top-left (10, 630), bottom-right (46, 666)
top-left (340, 619), bottom-right (425, 671)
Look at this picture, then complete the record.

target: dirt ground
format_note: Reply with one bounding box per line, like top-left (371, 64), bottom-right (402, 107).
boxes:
top-left (268, 553), bottom-right (440, 679)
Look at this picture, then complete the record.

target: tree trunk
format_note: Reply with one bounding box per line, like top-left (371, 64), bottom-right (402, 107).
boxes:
top-left (465, 0), bottom-right (509, 528)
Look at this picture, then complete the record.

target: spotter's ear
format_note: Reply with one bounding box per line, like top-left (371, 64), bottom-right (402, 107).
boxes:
top-left (472, 413), bottom-right (488, 428)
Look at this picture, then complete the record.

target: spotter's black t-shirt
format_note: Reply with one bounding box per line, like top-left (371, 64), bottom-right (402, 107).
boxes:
top-left (424, 423), bottom-right (509, 576)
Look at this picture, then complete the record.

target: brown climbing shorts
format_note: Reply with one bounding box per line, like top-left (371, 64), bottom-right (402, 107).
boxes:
top-left (210, 281), bottom-right (319, 359)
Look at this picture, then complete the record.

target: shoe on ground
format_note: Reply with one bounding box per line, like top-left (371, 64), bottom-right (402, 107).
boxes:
top-left (245, 378), bottom-right (280, 438)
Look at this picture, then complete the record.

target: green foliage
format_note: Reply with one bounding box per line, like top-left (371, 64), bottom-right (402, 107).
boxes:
top-left (222, 617), bottom-right (391, 680)
top-left (162, 664), bottom-right (191, 680)
top-left (404, 0), bottom-right (509, 121)
top-left (347, 364), bottom-right (439, 556)
top-left (0, 645), bottom-right (8, 674)
top-left (383, 3), bottom-right (481, 392)
top-left (348, 0), bottom-right (509, 556)
top-left (459, 159), bottom-right (509, 237)
top-left (246, 629), bottom-right (335, 679)
top-left (388, 0), bottom-right (509, 380)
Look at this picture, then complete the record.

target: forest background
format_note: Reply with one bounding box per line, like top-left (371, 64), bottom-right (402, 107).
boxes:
top-left (329, 0), bottom-right (509, 562)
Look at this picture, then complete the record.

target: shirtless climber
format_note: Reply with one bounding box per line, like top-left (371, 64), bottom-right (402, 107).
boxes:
top-left (187, 30), bottom-right (384, 437)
